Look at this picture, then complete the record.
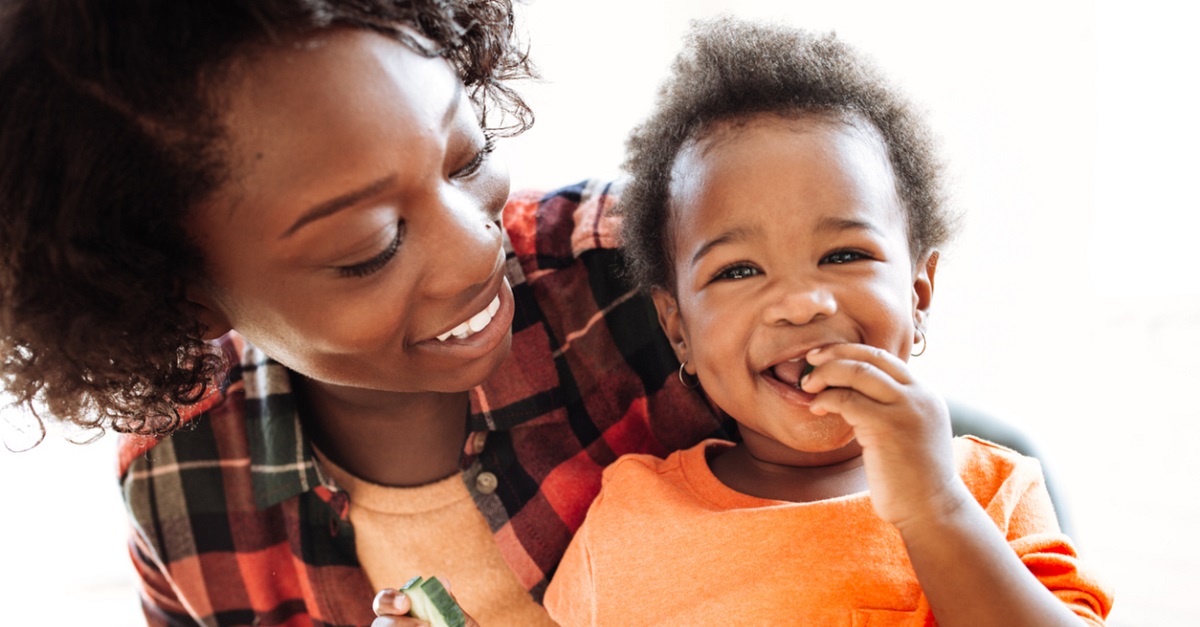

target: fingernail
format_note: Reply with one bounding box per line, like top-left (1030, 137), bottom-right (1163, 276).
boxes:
top-left (807, 347), bottom-right (821, 358)
top-left (800, 374), bottom-right (810, 388)
top-left (390, 592), bottom-right (407, 613)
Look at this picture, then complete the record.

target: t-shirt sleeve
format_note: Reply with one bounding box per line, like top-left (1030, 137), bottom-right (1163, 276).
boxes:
top-left (544, 504), bottom-right (599, 626)
top-left (961, 437), bottom-right (1114, 625)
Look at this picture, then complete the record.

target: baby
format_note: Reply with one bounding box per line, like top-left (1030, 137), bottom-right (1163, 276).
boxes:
top-left (544, 17), bottom-right (1112, 626)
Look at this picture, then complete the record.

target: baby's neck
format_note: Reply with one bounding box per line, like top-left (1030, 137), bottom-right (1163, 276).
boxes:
top-left (708, 441), bottom-right (868, 503)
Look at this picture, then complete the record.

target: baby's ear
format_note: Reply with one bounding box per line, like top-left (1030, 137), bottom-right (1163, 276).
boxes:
top-left (912, 250), bottom-right (938, 329)
top-left (183, 282), bottom-right (233, 341)
top-left (651, 287), bottom-right (689, 362)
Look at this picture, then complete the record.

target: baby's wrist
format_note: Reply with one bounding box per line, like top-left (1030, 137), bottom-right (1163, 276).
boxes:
top-left (889, 479), bottom-right (975, 538)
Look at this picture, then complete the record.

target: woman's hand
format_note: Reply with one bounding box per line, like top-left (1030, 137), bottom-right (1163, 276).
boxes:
top-left (370, 580), bottom-right (482, 627)
top-left (801, 342), bottom-right (970, 530)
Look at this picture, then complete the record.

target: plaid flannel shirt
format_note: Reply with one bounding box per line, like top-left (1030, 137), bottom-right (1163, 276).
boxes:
top-left (119, 180), bottom-right (727, 626)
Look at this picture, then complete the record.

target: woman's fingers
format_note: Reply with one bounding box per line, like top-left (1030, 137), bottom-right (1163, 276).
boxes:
top-left (373, 588), bottom-right (412, 617)
top-left (371, 580), bottom-right (480, 627)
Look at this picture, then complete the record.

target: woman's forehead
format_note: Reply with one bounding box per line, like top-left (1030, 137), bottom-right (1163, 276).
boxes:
top-left (202, 28), bottom-right (463, 230)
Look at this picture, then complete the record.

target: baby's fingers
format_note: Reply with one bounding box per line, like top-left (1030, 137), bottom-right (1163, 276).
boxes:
top-left (806, 344), bottom-right (911, 384)
top-left (801, 348), bottom-right (906, 404)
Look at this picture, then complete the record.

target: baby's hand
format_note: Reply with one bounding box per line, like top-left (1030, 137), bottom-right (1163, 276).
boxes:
top-left (801, 343), bottom-right (969, 530)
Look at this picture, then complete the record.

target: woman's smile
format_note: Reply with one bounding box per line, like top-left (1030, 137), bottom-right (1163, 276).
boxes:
top-left (185, 28), bottom-right (514, 396)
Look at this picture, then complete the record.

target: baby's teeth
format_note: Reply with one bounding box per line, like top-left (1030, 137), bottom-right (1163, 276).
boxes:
top-left (486, 295), bottom-right (500, 316)
top-left (437, 330), bottom-right (453, 341)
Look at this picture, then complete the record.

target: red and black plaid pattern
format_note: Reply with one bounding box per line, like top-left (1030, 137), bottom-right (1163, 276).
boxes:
top-left (120, 180), bottom-right (728, 626)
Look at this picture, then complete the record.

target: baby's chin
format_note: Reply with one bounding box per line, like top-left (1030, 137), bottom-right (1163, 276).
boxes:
top-left (743, 416), bottom-right (859, 465)
top-left (792, 414), bottom-right (857, 452)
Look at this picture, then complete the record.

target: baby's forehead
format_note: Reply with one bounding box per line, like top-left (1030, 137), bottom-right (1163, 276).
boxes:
top-left (665, 112), bottom-right (908, 234)
top-left (670, 112), bottom-right (895, 193)
top-left (689, 111), bottom-right (884, 155)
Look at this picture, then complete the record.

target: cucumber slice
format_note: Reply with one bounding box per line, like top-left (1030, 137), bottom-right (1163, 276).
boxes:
top-left (801, 362), bottom-right (815, 378)
top-left (400, 576), bottom-right (466, 627)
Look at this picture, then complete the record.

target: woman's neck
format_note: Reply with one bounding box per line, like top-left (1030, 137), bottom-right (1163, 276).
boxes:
top-left (294, 375), bottom-right (470, 487)
top-left (708, 436), bottom-right (868, 503)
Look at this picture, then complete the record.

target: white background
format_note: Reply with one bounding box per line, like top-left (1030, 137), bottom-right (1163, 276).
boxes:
top-left (3, 0), bottom-right (1197, 624)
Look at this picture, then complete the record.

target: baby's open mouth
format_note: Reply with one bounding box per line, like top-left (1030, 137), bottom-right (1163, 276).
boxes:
top-left (768, 358), bottom-right (815, 389)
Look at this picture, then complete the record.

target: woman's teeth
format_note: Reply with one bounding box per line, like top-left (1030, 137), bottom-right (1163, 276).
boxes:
top-left (436, 295), bottom-right (501, 341)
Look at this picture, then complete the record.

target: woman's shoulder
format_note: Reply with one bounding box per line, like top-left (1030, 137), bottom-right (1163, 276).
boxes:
top-left (117, 333), bottom-right (247, 478)
top-left (502, 179), bottom-right (625, 260)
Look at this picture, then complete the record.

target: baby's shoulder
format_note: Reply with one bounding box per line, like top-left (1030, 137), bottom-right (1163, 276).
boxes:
top-left (595, 440), bottom-right (719, 504)
top-left (601, 449), bottom-right (685, 484)
top-left (954, 435), bottom-right (1047, 501)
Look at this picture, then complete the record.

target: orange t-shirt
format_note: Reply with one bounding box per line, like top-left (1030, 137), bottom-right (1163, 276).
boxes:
top-left (545, 436), bottom-right (1111, 626)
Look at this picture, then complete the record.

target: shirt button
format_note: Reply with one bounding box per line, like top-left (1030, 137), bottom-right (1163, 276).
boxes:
top-left (475, 471), bottom-right (498, 494)
top-left (472, 431), bottom-right (488, 453)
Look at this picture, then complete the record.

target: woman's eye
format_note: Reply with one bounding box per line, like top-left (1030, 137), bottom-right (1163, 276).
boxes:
top-left (714, 264), bottom-right (760, 281)
top-left (451, 135), bottom-right (496, 179)
top-left (821, 250), bottom-right (868, 265)
top-left (336, 222), bottom-right (404, 278)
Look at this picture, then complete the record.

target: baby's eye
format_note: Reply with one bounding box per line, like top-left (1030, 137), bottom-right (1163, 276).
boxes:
top-left (821, 250), bottom-right (868, 265)
top-left (713, 264), bottom-right (760, 281)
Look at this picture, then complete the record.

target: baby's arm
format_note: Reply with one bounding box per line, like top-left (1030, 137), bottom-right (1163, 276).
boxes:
top-left (802, 343), bottom-right (1096, 627)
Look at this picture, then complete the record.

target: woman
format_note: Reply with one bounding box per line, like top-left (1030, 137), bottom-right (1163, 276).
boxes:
top-left (0, 1), bottom-right (723, 625)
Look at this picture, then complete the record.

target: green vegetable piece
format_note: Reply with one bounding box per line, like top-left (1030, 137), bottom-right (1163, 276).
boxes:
top-left (802, 363), bottom-right (815, 378)
top-left (400, 576), bottom-right (466, 627)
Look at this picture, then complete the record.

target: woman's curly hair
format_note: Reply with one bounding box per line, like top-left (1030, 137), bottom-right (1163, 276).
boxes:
top-left (620, 17), bottom-right (955, 292)
top-left (0, 0), bottom-right (533, 443)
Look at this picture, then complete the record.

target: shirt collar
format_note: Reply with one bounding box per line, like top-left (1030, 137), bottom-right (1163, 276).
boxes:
top-left (237, 338), bottom-right (328, 510)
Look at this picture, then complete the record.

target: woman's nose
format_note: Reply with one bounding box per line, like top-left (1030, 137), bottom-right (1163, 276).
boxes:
top-left (417, 188), bottom-right (504, 298)
top-left (762, 278), bottom-right (838, 326)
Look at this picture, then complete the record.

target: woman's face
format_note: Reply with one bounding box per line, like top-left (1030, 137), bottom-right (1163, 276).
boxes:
top-left (185, 29), bottom-right (515, 398)
top-left (654, 114), bottom-right (933, 461)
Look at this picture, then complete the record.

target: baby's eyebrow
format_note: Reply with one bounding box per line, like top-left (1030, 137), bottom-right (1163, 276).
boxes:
top-left (689, 225), bottom-right (760, 266)
top-left (815, 216), bottom-right (880, 235)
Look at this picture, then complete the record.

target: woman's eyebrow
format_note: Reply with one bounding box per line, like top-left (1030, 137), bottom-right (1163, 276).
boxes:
top-left (280, 80), bottom-right (466, 239)
top-left (280, 174), bottom-right (398, 239)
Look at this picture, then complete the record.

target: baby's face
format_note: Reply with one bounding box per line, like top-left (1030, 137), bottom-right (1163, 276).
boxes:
top-left (654, 113), bottom-right (926, 460)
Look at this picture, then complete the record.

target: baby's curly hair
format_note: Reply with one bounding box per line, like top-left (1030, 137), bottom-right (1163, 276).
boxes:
top-left (620, 17), bottom-right (955, 292)
top-left (0, 0), bottom-right (533, 442)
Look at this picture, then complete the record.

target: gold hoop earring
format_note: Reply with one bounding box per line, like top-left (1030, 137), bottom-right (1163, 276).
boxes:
top-left (678, 361), bottom-right (700, 389)
top-left (912, 329), bottom-right (927, 357)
